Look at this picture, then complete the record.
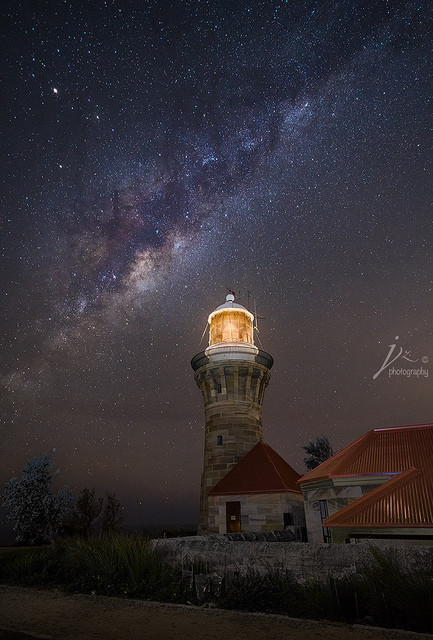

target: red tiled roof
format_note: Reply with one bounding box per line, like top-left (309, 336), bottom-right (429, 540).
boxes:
top-left (324, 467), bottom-right (433, 528)
top-left (209, 441), bottom-right (302, 496)
top-left (299, 423), bottom-right (433, 484)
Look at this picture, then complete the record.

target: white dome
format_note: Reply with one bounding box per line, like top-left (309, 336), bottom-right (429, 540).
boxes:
top-left (209, 295), bottom-right (254, 320)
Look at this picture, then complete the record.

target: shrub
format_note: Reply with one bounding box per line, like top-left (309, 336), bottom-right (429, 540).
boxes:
top-left (0, 535), bottom-right (187, 602)
top-left (52, 535), bottom-right (185, 599)
top-left (0, 547), bottom-right (55, 585)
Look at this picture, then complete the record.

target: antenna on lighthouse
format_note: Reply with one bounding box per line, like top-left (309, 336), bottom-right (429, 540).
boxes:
top-left (199, 322), bottom-right (209, 346)
top-left (253, 298), bottom-right (265, 349)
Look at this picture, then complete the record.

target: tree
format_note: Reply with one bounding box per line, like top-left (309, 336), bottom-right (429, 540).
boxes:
top-left (2, 450), bottom-right (72, 545)
top-left (100, 492), bottom-right (123, 536)
top-left (302, 436), bottom-right (334, 471)
top-left (72, 488), bottom-right (103, 537)
top-left (69, 489), bottom-right (124, 537)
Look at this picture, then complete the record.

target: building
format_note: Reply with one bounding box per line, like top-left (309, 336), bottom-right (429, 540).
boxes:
top-left (299, 423), bottom-right (433, 545)
top-left (208, 440), bottom-right (305, 536)
top-left (192, 294), bottom-right (304, 536)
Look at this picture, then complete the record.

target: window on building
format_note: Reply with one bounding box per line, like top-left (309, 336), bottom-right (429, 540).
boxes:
top-left (283, 512), bottom-right (294, 527)
top-left (318, 499), bottom-right (332, 543)
top-left (217, 435), bottom-right (223, 446)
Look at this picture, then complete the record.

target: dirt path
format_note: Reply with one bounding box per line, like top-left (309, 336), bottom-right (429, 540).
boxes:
top-left (0, 585), bottom-right (431, 640)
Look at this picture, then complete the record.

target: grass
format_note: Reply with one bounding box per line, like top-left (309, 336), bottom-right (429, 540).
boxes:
top-left (219, 563), bottom-right (433, 633)
top-left (0, 537), bottom-right (432, 633)
top-left (0, 535), bottom-right (184, 601)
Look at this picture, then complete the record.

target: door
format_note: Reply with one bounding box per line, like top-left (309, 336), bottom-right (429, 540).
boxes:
top-left (226, 501), bottom-right (241, 533)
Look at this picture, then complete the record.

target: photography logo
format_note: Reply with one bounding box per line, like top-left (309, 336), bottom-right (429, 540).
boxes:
top-left (373, 336), bottom-right (429, 380)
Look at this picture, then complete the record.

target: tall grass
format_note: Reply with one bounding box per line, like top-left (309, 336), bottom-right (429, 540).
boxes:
top-left (0, 535), bottom-right (184, 601)
top-left (361, 547), bottom-right (433, 631)
top-left (0, 546), bottom-right (54, 585)
top-left (57, 535), bottom-right (186, 600)
top-left (219, 550), bottom-right (433, 633)
top-left (0, 538), bottom-right (432, 633)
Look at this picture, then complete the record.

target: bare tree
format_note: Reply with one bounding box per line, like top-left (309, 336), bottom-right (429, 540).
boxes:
top-left (100, 492), bottom-right (123, 536)
top-left (73, 488), bottom-right (103, 537)
top-left (302, 436), bottom-right (333, 471)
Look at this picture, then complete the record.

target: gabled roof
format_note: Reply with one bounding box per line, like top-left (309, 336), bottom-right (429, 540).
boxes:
top-left (209, 441), bottom-right (302, 496)
top-left (299, 423), bottom-right (433, 484)
top-left (324, 467), bottom-right (433, 528)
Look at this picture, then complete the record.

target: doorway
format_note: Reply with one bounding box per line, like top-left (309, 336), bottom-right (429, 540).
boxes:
top-left (226, 501), bottom-right (241, 533)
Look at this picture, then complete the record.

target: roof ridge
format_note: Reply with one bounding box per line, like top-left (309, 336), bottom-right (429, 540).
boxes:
top-left (299, 429), bottom-right (375, 483)
top-left (374, 423), bottom-right (433, 432)
top-left (262, 441), bottom-right (286, 483)
top-left (332, 429), bottom-right (375, 474)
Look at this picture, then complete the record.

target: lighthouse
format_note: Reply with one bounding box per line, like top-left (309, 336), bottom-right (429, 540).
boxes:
top-left (191, 293), bottom-right (274, 534)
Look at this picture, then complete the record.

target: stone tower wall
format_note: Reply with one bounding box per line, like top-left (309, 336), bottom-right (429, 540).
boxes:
top-left (194, 359), bottom-right (271, 534)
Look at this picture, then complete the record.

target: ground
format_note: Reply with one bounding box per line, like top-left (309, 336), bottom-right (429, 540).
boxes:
top-left (0, 586), bottom-right (432, 640)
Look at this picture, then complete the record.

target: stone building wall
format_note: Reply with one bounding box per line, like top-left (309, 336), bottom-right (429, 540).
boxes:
top-left (208, 492), bottom-right (305, 535)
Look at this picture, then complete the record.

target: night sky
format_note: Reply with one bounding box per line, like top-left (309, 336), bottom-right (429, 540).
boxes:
top-left (1, 1), bottom-right (431, 529)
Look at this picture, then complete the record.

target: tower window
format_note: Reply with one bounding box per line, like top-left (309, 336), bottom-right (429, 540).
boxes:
top-left (217, 435), bottom-right (223, 446)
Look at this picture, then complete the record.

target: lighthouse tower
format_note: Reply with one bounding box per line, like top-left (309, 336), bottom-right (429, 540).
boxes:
top-left (191, 293), bottom-right (273, 534)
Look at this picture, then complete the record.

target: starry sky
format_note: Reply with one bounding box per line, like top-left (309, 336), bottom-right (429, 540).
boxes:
top-left (1, 0), bottom-right (431, 529)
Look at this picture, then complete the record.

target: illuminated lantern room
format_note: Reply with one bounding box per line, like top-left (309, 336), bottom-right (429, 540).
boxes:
top-left (208, 294), bottom-right (254, 346)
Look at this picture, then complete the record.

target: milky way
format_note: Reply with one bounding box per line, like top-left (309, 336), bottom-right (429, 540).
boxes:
top-left (1, 1), bottom-right (431, 530)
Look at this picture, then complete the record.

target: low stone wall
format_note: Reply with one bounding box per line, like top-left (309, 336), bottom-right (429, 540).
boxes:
top-left (150, 535), bottom-right (433, 583)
